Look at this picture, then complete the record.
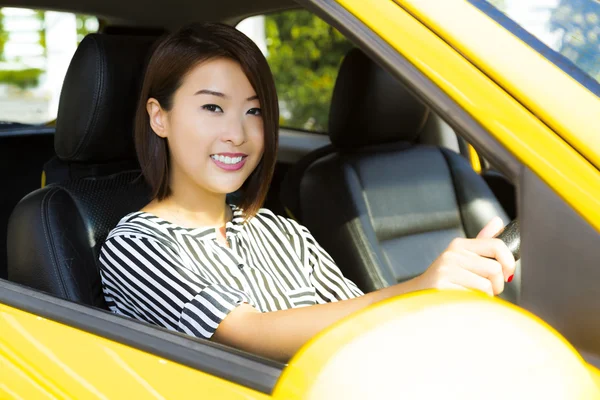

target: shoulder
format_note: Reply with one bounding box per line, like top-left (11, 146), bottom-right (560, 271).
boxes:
top-left (250, 208), bottom-right (296, 229)
top-left (104, 211), bottom-right (176, 249)
top-left (248, 208), bottom-right (311, 241)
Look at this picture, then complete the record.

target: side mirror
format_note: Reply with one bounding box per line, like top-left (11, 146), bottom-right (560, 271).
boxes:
top-left (274, 290), bottom-right (599, 399)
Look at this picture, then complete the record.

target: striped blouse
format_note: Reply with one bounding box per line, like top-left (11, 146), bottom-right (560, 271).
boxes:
top-left (99, 205), bottom-right (364, 339)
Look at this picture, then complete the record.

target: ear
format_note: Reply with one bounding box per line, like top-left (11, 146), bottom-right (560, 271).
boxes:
top-left (147, 98), bottom-right (169, 138)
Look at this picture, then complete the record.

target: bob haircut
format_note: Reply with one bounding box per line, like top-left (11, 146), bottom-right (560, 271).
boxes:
top-left (134, 22), bottom-right (279, 219)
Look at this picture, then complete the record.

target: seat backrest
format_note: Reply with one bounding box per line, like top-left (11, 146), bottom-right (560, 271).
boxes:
top-left (7, 34), bottom-right (156, 308)
top-left (0, 131), bottom-right (55, 280)
top-left (282, 49), bottom-right (508, 293)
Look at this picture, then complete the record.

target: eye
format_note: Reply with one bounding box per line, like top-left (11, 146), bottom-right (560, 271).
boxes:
top-left (202, 104), bottom-right (223, 113)
top-left (247, 108), bottom-right (262, 116)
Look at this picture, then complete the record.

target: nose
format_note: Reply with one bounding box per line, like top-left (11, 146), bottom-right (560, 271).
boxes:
top-left (221, 115), bottom-right (247, 146)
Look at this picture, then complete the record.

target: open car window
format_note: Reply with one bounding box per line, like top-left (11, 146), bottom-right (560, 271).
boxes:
top-left (0, 8), bottom-right (98, 126)
top-left (471, 0), bottom-right (600, 97)
top-left (237, 11), bottom-right (352, 134)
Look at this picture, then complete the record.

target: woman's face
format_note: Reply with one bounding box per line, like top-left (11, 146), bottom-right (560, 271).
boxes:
top-left (148, 57), bottom-right (264, 197)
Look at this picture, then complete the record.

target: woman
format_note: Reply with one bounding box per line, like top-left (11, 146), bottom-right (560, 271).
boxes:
top-left (99, 22), bottom-right (515, 362)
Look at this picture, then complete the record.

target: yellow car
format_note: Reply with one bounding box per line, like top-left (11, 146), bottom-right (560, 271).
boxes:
top-left (1, 0), bottom-right (600, 398)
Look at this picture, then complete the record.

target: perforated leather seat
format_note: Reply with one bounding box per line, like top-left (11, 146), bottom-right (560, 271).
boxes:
top-left (7, 34), bottom-right (157, 308)
top-left (280, 49), bottom-right (510, 294)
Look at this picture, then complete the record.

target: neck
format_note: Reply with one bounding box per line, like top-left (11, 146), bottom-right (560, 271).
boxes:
top-left (159, 169), bottom-right (230, 228)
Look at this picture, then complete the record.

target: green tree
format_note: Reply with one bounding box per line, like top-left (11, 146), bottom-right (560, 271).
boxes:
top-left (36, 10), bottom-right (46, 56)
top-left (0, 9), bottom-right (6, 60)
top-left (550, 0), bottom-right (600, 82)
top-left (76, 15), bottom-right (98, 44)
top-left (266, 11), bottom-right (353, 131)
top-left (0, 8), bottom-right (44, 89)
top-left (0, 68), bottom-right (43, 89)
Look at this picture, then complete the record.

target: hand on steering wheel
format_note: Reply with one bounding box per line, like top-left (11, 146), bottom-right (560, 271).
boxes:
top-left (413, 217), bottom-right (519, 296)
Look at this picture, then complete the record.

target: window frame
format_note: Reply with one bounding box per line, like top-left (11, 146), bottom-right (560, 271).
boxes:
top-left (468, 0), bottom-right (600, 97)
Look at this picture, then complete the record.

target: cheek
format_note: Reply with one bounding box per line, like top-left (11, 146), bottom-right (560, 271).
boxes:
top-left (247, 118), bottom-right (265, 153)
top-left (169, 111), bottom-right (216, 158)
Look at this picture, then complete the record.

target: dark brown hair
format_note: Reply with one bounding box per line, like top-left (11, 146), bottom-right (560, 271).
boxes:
top-left (135, 22), bottom-right (279, 219)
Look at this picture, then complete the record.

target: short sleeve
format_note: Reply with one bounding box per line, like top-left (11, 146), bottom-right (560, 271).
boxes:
top-left (276, 215), bottom-right (364, 302)
top-left (99, 234), bottom-right (253, 339)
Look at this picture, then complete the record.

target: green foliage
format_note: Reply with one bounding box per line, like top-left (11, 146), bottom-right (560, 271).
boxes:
top-left (265, 11), bottom-right (353, 131)
top-left (76, 15), bottom-right (97, 44)
top-left (0, 9), bottom-right (6, 61)
top-left (0, 68), bottom-right (43, 89)
top-left (0, 9), bottom-right (45, 89)
top-left (550, 0), bottom-right (600, 82)
top-left (36, 10), bottom-right (46, 52)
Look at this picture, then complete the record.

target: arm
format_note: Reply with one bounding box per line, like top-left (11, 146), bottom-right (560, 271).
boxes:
top-left (213, 277), bottom-right (422, 362)
top-left (213, 217), bottom-right (516, 362)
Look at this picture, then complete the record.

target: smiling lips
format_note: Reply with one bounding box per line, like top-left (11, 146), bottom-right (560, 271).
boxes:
top-left (210, 153), bottom-right (248, 171)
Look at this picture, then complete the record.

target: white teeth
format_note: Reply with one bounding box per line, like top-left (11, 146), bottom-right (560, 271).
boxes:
top-left (211, 155), bottom-right (244, 165)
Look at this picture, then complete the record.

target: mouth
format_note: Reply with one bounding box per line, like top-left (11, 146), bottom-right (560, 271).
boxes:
top-left (210, 153), bottom-right (248, 171)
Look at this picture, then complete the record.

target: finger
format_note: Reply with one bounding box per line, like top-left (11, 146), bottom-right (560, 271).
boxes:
top-left (454, 251), bottom-right (505, 294)
top-left (449, 238), bottom-right (516, 281)
top-left (448, 266), bottom-right (495, 296)
top-left (476, 216), bottom-right (505, 239)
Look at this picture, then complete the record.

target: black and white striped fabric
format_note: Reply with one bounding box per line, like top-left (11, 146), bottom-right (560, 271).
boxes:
top-left (99, 205), bottom-right (364, 339)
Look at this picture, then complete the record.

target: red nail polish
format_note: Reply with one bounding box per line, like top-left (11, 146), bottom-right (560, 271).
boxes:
top-left (508, 275), bottom-right (514, 283)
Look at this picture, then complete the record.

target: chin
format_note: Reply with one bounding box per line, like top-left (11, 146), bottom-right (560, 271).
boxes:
top-left (207, 181), bottom-right (246, 196)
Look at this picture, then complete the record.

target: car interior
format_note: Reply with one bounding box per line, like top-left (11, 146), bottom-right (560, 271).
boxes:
top-left (0, 0), bottom-right (520, 354)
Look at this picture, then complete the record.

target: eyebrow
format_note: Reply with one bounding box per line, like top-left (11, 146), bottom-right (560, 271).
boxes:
top-left (195, 89), bottom-right (226, 98)
top-left (195, 89), bottom-right (258, 101)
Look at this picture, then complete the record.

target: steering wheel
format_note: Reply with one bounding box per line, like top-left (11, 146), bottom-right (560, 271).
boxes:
top-left (495, 219), bottom-right (521, 261)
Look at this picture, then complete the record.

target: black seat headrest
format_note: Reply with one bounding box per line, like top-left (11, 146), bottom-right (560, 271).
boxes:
top-left (328, 49), bottom-right (430, 149)
top-left (54, 34), bottom-right (157, 164)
